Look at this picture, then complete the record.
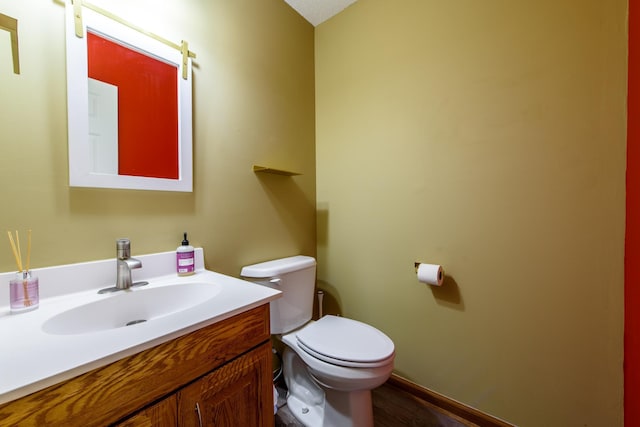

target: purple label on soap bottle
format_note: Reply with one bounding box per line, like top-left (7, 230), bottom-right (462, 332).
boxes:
top-left (177, 251), bottom-right (195, 274)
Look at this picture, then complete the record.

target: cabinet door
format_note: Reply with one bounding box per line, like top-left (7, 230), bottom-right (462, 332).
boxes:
top-left (114, 395), bottom-right (177, 427)
top-left (178, 342), bottom-right (273, 427)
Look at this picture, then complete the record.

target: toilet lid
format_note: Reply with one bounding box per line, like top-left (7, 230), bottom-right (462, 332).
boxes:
top-left (296, 315), bottom-right (395, 367)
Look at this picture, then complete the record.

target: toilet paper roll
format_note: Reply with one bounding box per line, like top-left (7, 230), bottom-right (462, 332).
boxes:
top-left (416, 263), bottom-right (444, 286)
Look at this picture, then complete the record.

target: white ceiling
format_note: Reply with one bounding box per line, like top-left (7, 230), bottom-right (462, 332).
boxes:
top-left (284, 0), bottom-right (358, 26)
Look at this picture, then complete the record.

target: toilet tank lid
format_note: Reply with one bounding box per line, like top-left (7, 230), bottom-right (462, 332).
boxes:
top-left (241, 255), bottom-right (316, 278)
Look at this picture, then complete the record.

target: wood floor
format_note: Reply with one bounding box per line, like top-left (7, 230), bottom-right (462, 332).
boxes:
top-left (275, 381), bottom-right (478, 427)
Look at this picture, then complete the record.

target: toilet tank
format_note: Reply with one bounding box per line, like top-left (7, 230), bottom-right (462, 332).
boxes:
top-left (241, 255), bottom-right (316, 334)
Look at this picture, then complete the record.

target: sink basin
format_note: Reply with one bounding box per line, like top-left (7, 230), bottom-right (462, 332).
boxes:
top-left (42, 282), bottom-right (221, 335)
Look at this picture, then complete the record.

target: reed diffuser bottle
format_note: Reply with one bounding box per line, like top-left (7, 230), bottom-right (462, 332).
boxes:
top-left (7, 230), bottom-right (39, 313)
top-left (9, 270), bottom-right (39, 313)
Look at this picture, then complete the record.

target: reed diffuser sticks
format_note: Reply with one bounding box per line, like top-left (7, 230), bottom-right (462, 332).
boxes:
top-left (7, 230), bottom-right (31, 273)
top-left (7, 230), bottom-right (23, 272)
top-left (26, 229), bottom-right (31, 272)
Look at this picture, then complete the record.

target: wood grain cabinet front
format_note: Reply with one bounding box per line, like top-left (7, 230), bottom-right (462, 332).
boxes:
top-left (115, 395), bottom-right (178, 427)
top-left (178, 342), bottom-right (273, 427)
top-left (0, 305), bottom-right (273, 427)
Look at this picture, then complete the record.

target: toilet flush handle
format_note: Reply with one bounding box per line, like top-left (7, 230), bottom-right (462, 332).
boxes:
top-left (251, 277), bottom-right (281, 287)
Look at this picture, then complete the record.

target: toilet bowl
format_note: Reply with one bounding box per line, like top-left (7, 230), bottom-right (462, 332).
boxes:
top-left (241, 256), bottom-right (395, 427)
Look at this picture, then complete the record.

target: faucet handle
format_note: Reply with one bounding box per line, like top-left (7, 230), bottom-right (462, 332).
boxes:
top-left (116, 238), bottom-right (131, 259)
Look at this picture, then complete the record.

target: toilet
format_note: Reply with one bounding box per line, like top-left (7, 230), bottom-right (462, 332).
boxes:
top-left (241, 255), bottom-right (395, 427)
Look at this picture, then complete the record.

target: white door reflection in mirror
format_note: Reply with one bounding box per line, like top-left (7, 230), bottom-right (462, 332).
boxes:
top-left (88, 78), bottom-right (118, 175)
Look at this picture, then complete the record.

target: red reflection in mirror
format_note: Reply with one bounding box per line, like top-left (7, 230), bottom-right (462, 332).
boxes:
top-left (87, 31), bottom-right (179, 180)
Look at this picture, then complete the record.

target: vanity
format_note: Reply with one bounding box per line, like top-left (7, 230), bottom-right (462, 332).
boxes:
top-left (0, 249), bottom-right (280, 426)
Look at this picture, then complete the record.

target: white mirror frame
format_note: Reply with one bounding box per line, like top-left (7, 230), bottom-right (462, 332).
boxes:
top-left (65, 4), bottom-right (193, 192)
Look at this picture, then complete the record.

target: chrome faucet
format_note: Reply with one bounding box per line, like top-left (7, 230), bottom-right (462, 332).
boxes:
top-left (116, 239), bottom-right (141, 290)
top-left (98, 239), bottom-right (148, 294)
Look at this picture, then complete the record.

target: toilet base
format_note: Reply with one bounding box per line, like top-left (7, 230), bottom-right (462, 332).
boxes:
top-left (283, 347), bottom-right (375, 427)
top-left (286, 393), bottom-right (323, 427)
top-left (323, 388), bottom-right (374, 427)
top-left (286, 387), bottom-right (374, 427)
top-left (286, 389), bottom-right (374, 427)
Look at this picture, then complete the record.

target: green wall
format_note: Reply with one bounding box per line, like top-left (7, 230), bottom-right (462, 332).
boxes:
top-left (0, 0), bottom-right (316, 276)
top-left (0, 0), bottom-right (629, 425)
top-left (315, 0), bottom-right (626, 425)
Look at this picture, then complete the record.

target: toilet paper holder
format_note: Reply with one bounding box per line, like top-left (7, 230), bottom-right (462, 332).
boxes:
top-left (414, 262), bottom-right (445, 286)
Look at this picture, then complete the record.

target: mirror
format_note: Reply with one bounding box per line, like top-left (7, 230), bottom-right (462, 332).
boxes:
top-left (65, 3), bottom-right (193, 192)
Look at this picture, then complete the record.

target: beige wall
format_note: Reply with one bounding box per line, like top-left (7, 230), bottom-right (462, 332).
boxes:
top-left (315, 0), bottom-right (626, 425)
top-left (0, 0), bottom-right (316, 276)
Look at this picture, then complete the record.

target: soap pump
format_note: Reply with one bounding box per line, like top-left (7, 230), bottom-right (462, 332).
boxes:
top-left (176, 232), bottom-right (195, 276)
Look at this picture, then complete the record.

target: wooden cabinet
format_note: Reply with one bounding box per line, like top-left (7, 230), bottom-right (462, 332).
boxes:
top-left (0, 305), bottom-right (273, 427)
top-left (115, 343), bottom-right (272, 427)
top-left (178, 343), bottom-right (272, 427)
top-left (116, 395), bottom-right (177, 427)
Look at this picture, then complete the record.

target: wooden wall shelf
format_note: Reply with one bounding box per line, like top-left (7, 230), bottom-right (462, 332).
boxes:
top-left (252, 165), bottom-right (301, 176)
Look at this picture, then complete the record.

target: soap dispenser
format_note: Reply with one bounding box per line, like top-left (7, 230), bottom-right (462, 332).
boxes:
top-left (176, 232), bottom-right (195, 276)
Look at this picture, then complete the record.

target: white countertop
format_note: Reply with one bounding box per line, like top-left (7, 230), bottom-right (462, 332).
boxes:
top-left (0, 249), bottom-right (280, 404)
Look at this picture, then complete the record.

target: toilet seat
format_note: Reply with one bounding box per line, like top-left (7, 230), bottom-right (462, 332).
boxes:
top-left (295, 315), bottom-right (395, 368)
